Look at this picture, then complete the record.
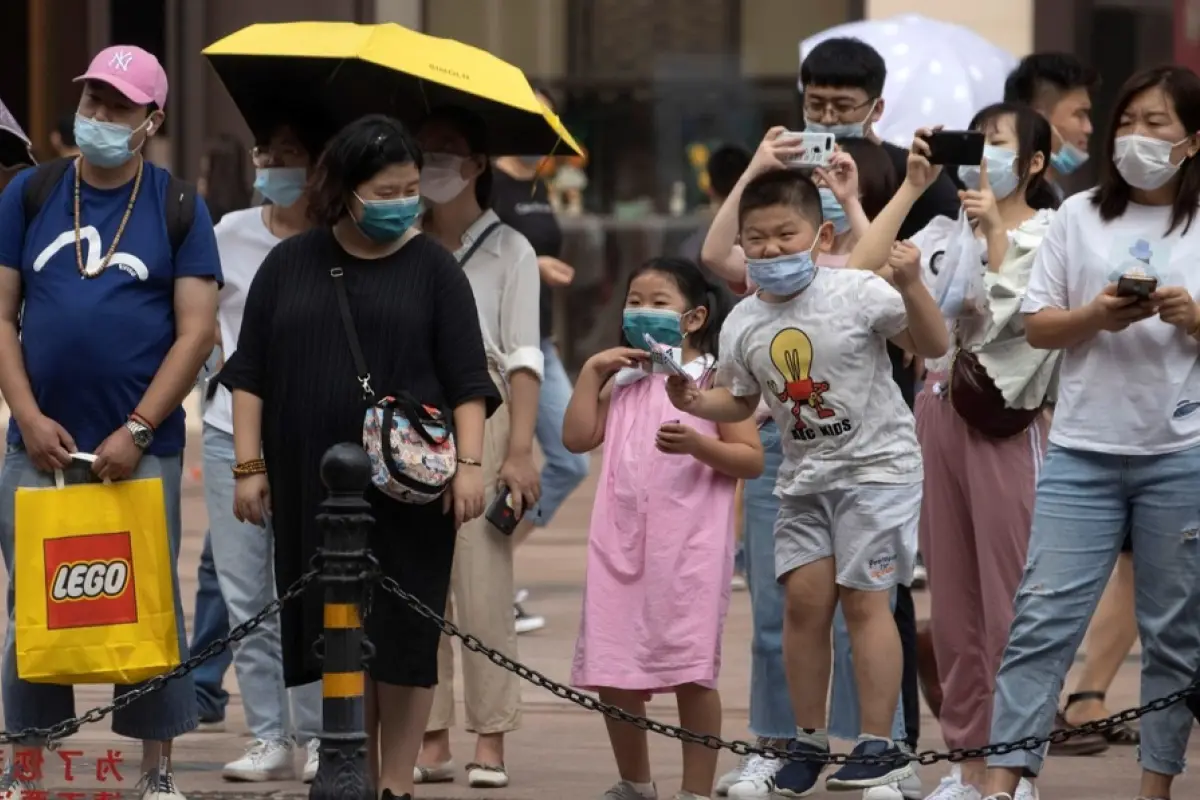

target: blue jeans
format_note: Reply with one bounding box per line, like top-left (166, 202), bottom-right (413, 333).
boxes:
top-left (744, 423), bottom-right (906, 741)
top-left (989, 443), bottom-right (1200, 776)
top-left (202, 424), bottom-right (321, 742)
top-left (0, 446), bottom-right (197, 741)
top-left (191, 530), bottom-right (231, 721)
top-left (531, 339), bottom-right (589, 527)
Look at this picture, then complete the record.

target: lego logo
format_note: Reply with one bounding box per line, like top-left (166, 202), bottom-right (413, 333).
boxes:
top-left (50, 561), bottom-right (130, 601)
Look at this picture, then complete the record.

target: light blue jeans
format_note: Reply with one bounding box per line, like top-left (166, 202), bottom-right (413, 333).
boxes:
top-left (744, 423), bottom-right (906, 741)
top-left (203, 424), bottom-right (321, 743)
top-left (0, 445), bottom-right (197, 740)
top-left (989, 443), bottom-right (1200, 776)
top-left (191, 531), bottom-right (232, 721)
top-left (531, 338), bottom-right (589, 527)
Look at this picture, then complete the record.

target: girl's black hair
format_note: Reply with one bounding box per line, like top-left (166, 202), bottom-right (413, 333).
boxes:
top-left (833, 138), bottom-right (897, 220)
top-left (624, 256), bottom-right (730, 358)
top-left (968, 102), bottom-right (1059, 211)
top-left (200, 133), bottom-right (252, 224)
top-left (419, 105), bottom-right (493, 210)
top-left (306, 114), bottom-right (422, 227)
top-left (1093, 65), bottom-right (1200, 235)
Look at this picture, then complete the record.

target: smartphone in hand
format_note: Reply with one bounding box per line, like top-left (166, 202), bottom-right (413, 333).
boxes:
top-left (643, 333), bottom-right (691, 379)
top-left (485, 485), bottom-right (523, 535)
top-left (921, 130), bottom-right (986, 165)
top-left (1116, 274), bottom-right (1157, 300)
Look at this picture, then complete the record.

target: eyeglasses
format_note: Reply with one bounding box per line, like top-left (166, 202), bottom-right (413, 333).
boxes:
top-left (250, 145), bottom-right (304, 168)
top-left (802, 96), bottom-right (874, 120)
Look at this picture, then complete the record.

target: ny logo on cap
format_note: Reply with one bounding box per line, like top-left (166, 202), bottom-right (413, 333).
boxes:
top-left (109, 49), bottom-right (134, 72)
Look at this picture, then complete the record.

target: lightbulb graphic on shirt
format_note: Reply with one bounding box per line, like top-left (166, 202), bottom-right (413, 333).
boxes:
top-left (765, 328), bottom-right (835, 430)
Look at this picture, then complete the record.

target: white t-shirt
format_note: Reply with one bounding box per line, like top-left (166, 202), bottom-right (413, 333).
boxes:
top-left (203, 208), bottom-right (280, 435)
top-left (1022, 190), bottom-right (1200, 455)
top-left (718, 268), bottom-right (923, 496)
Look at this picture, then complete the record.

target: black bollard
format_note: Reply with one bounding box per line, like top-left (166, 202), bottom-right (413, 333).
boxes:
top-left (310, 443), bottom-right (375, 800)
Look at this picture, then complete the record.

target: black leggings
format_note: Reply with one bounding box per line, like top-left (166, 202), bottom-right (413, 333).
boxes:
top-left (895, 584), bottom-right (920, 749)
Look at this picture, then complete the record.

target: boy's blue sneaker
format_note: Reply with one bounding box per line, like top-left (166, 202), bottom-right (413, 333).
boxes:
top-left (773, 739), bottom-right (829, 798)
top-left (825, 738), bottom-right (914, 790)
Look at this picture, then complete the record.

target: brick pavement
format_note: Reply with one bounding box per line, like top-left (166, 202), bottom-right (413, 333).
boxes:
top-left (0, 400), bottom-right (1191, 799)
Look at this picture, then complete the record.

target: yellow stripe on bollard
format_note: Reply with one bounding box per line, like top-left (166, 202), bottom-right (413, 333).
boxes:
top-left (324, 603), bottom-right (361, 628)
top-left (323, 671), bottom-right (364, 698)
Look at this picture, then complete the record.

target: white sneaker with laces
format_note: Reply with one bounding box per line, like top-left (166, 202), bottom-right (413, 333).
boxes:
top-left (222, 738), bottom-right (296, 782)
top-left (728, 755), bottom-right (783, 799)
top-left (715, 755), bottom-right (750, 796)
top-left (136, 769), bottom-right (187, 800)
top-left (1014, 779), bottom-right (1038, 800)
top-left (303, 738), bottom-right (320, 783)
top-left (863, 768), bottom-right (924, 799)
top-left (919, 768), bottom-right (981, 800)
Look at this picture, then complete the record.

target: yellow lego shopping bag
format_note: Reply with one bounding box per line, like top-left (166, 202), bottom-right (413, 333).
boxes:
top-left (14, 476), bottom-right (180, 684)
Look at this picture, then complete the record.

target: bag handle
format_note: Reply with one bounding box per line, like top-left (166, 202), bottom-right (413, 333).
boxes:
top-left (54, 452), bottom-right (111, 489)
top-left (458, 222), bottom-right (502, 268)
top-left (330, 267), bottom-right (375, 401)
top-left (389, 392), bottom-right (452, 447)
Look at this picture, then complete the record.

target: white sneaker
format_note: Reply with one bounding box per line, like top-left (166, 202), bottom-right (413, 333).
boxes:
top-left (514, 589), bottom-right (546, 634)
top-left (920, 768), bottom-right (981, 800)
top-left (731, 573), bottom-right (748, 591)
top-left (728, 754), bottom-right (783, 798)
top-left (1014, 779), bottom-right (1038, 800)
top-left (715, 755), bottom-right (750, 796)
top-left (135, 770), bottom-right (187, 800)
top-left (221, 738), bottom-right (296, 782)
top-left (303, 738), bottom-right (320, 783)
top-left (863, 769), bottom-right (924, 799)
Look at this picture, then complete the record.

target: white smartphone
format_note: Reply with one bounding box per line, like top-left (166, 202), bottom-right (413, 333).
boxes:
top-left (778, 130), bottom-right (836, 169)
top-left (643, 334), bottom-right (691, 379)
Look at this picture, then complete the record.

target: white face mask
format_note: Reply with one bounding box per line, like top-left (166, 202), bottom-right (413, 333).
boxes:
top-left (420, 153), bottom-right (469, 203)
top-left (1113, 134), bottom-right (1193, 190)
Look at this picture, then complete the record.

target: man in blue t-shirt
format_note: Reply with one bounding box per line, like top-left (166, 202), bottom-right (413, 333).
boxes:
top-left (0, 45), bottom-right (220, 799)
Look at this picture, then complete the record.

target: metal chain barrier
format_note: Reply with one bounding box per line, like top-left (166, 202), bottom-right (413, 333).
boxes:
top-left (0, 569), bottom-right (320, 749)
top-left (377, 575), bottom-right (1199, 767)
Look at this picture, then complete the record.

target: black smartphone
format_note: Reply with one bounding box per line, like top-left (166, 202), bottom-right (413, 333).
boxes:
top-left (485, 485), bottom-right (523, 535)
top-left (922, 130), bottom-right (986, 166)
top-left (1116, 274), bottom-right (1158, 299)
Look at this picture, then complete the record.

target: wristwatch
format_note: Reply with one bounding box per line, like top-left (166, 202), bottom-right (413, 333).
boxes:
top-left (124, 418), bottom-right (154, 450)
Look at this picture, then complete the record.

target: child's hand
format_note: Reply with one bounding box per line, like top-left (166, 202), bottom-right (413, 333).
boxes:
top-left (749, 127), bottom-right (805, 177)
top-left (665, 374), bottom-right (701, 412)
top-left (813, 151), bottom-right (859, 206)
top-left (656, 422), bottom-right (701, 455)
top-left (887, 241), bottom-right (923, 289)
top-left (586, 347), bottom-right (648, 379)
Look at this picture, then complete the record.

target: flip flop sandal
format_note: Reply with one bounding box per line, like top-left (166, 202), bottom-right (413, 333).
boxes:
top-left (1065, 691), bottom-right (1141, 745)
top-left (1047, 709), bottom-right (1110, 756)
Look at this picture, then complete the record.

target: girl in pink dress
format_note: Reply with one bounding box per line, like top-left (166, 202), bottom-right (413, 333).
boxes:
top-left (563, 257), bottom-right (765, 800)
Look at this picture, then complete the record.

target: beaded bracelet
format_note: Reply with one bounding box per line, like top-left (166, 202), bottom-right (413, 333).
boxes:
top-left (456, 456), bottom-right (482, 467)
top-left (231, 458), bottom-right (267, 478)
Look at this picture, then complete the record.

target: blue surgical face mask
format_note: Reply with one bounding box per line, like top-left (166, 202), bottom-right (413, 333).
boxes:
top-left (804, 100), bottom-right (877, 140)
top-left (74, 114), bottom-right (149, 169)
top-left (354, 193), bottom-right (421, 243)
top-left (818, 188), bottom-right (850, 235)
top-left (957, 145), bottom-right (1021, 200)
top-left (1050, 140), bottom-right (1089, 175)
top-left (254, 167), bottom-right (308, 208)
top-left (623, 307), bottom-right (685, 350)
top-left (747, 243), bottom-right (819, 296)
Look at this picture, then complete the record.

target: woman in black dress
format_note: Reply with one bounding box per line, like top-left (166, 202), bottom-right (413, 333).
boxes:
top-left (219, 115), bottom-right (500, 800)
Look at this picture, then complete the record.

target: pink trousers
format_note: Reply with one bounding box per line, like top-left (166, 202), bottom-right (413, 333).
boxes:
top-left (915, 377), bottom-right (1047, 750)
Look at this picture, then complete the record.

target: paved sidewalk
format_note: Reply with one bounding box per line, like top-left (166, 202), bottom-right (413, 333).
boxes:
top-left (0, 424), bottom-right (1191, 799)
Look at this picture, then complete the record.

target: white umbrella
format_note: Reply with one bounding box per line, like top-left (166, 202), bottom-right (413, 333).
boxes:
top-left (800, 14), bottom-right (1018, 147)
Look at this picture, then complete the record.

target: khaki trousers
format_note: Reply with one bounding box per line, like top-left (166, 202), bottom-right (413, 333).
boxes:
top-left (427, 390), bottom-right (521, 734)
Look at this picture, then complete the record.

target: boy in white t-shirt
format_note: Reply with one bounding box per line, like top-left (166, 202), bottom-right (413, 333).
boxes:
top-left (667, 167), bottom-right (947, 797)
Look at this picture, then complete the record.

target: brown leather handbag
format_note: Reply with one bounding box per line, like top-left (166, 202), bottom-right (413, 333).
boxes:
top-left (947, 348), bottom-right (1041, 439)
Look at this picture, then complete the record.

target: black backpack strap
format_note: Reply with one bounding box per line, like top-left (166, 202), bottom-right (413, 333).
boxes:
top-left (458, 222), bottom-right (502, 267)
top-left (21, 158), bottom-right (73, 224)
top-left (164, 175), bottom-right (196, 258)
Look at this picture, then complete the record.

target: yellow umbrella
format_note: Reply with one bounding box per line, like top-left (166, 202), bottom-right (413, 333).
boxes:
top-left (203, 21), bottom-right (583, 157)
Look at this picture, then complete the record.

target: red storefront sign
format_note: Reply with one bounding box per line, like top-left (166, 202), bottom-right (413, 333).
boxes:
top-left (1176, 0), bottom-right (1200, 72)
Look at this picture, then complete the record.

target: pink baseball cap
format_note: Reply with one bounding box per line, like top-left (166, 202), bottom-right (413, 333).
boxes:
top-left (74, 45), bottom-right (169, 109)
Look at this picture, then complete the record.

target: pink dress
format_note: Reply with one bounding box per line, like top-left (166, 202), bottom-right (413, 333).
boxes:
top-left (570, 365), bottom-right (737, 693)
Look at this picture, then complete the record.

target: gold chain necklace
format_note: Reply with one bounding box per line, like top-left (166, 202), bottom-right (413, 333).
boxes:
top-left (74, 155), bottom-right (144, 279)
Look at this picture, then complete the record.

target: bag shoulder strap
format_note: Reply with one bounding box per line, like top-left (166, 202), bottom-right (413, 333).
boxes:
top-left (457, 221), bottom-right (502, 268)
top-left (21, 158), bottom-right (73, 224)
top-left (164, 175), bottom-right (197, 258)
top-left (329, 268), bottom-right (375, 400)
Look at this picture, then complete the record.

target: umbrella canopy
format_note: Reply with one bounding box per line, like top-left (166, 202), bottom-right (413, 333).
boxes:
top-left (0, 98), bottom-right (35, 168)
top-left (800, 14), bottom-right (1018, 147)
top-left (203, 21), bottom-right (583, 157)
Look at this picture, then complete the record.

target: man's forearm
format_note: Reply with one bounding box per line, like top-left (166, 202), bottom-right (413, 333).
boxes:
top-left (506, 370), bottom-right (540, 456)
top-left (0, 322), bottom-right (40, 425)
top-left (136, 330), bottom-right (216, 428)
